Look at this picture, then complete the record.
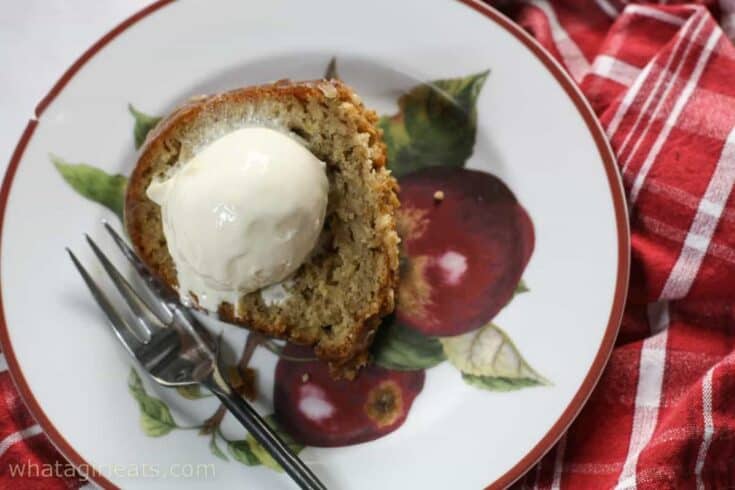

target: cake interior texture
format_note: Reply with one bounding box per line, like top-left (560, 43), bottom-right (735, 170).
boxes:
top-left (125, 80), bottom-right (400, 376)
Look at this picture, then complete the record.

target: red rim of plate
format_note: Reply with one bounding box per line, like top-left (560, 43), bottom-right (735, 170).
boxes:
top-left (0, 1), bottom-right (630, 488)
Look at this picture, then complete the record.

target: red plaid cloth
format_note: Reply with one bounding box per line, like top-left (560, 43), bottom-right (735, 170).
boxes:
top-left (495, 1), bottom-right (735, 489)
top-left (0, 368), bottom-right (83, 489)
top-left (3, 2), bottom-right (735, 489)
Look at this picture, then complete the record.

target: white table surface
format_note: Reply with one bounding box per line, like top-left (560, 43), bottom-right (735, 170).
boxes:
top-left (0, 0), bottom-right (155, 175)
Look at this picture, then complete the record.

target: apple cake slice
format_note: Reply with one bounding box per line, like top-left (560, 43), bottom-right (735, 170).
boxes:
top-left (125, 79), bottom-right (400, 378)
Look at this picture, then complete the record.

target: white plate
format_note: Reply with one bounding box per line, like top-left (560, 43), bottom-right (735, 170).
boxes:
top-left (0, 1), bottom-right (628, 488)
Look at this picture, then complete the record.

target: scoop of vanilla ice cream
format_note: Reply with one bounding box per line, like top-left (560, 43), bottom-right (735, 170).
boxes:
top-left (146, 127), bottom-right (328, 312)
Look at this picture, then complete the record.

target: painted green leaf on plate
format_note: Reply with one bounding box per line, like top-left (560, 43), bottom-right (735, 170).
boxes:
top-left (379, 70), bottom-right (489, 178)
top-left (129, 104), bottom-right (162, 149)
top-left (52, 155), bottom-right (127, 221)
top-left (462, 373), bottom-right (544, 392)
top-left (265, 414), bottom-right (304, 454)
top-left (247, 415), bottom-right (304, 472)
top-left (440, 323), bottom-right (548, 391)
top-left (372, 318), bottom-right (445, 370)
top-left (128, 368), bottom-right (177, 437)
top-left (227, 415), bottom-right (303, 472)
top-left (227, 440), bottom-right (261, 466)
top-left (247, 438), bottom-right (282, 472)
top-left (209, 434), bottom-right (228, 461)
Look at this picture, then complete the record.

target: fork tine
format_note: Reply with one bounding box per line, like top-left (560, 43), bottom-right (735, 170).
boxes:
top-left (66, 248), bottom-right (144, 358)
top-left (102, 221), bottom-right (217, 352)
top-left (101, 221), bottom-right (174, 324)
top-left (85, 234), bottom-right (166, 338)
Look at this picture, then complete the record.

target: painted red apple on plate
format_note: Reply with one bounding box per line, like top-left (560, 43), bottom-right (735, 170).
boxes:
top-left (396, 167), bottom-right (534, 337)
top-left (274, 344), bottom-right (425, 447)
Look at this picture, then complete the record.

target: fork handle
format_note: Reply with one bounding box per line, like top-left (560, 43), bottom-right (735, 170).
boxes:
top-left (203, 373), bottom-right (326, 490)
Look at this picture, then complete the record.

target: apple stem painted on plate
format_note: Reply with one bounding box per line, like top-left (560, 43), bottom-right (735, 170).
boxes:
top-left (324, 56), bottom-right (339, 80)
top-left (200, 405), bottom-right (227, 436)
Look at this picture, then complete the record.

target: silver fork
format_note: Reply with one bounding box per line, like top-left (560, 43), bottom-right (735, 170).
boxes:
top-left (66, 222), bottom-right (326, 490)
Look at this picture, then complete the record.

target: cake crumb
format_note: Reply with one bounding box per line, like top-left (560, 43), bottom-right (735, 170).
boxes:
top-left (302, 373), bottom-right (310, 383)
top-left (185, 94), bottom-right (208, 104)
top-left (317, 81), bottom-right (338, 98)
top-left (433, 190), bottom-right (445, 202)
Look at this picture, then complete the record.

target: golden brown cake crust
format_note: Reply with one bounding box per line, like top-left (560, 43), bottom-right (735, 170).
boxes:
top-left (125, 80), bottom-right (399, 378)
